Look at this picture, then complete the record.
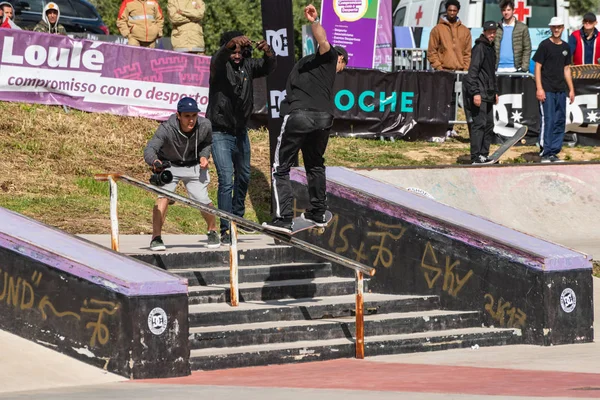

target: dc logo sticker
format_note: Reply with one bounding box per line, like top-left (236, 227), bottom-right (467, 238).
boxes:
top-left (560, 288), bottom-right (576, 313)
top-left (148, 307), bottom-right (168, 335)
top-left (269, 90), bottom-right (286, 118)
top-left (266, 29), bottom-right (289, 57)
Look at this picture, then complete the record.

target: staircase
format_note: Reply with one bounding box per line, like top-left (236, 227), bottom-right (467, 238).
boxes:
top-left (164, 241), bottom-right (522, 371)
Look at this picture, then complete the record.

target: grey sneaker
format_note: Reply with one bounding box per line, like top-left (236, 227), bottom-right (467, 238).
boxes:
top-left (206, 230), bottom-right (220, 248)
top-left (541, 156), bottom-right (552, 163)
top-left (149, 236), bottom-right (166, 251)
top-left (549, 155), bottom-right (564, 163)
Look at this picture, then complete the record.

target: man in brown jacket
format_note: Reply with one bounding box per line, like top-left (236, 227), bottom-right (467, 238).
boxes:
top-left (168, 0), bottom-right (205, 54)
top-left (427, 0), bottom-right (472, 71)
top-left (117, 0), bottom-right (164, 48)
top-left (427, 0), bottom-right (471, 137)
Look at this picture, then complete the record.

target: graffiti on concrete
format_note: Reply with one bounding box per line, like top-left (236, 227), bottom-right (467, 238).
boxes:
top-left (0, 269), bottom-right (120, 347)
top-left (484, 293), bottom-right (527, 329)
top-left (420, 242), bottom-right (473, 297)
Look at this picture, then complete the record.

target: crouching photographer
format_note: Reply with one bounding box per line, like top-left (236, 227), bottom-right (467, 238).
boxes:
top-left (143, 97), bottom-right (219, 251)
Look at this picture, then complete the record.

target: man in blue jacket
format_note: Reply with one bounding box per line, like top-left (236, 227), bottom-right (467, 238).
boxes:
top-left (144, 97), bottom-right (219, 251)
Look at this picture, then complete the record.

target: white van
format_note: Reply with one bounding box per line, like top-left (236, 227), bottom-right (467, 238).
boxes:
top-left (393, 0), bottom-right (570, 29)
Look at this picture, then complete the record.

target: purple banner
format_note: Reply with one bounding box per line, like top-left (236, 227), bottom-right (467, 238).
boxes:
top-left (374, 0), bottom-right (392, 72)
top-left (0, 30), bottom-right (209, 120)
top-left (320, 0), bottom-right (380, 69)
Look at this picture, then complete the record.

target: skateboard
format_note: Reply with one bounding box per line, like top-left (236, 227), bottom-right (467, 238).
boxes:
top-left (269, 211), bottom-right (333, 245)
top-left (290, 211), bottom-right (333, 235)
top-left (482, 126), bottom-right (528, 165)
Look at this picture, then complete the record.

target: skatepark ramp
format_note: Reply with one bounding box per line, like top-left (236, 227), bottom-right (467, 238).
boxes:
top-left (290, 167), bottom-right (594, 346)
top-left (0, 207), bottom-right (190, 379)
top-left (353, 163), bottom-right (600, 259)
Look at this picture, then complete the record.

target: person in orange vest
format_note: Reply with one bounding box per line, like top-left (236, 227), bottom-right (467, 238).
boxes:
top-left (569, 12), bottom-right (599, 65)
top-left (117, 0), bottom-right (164, 48)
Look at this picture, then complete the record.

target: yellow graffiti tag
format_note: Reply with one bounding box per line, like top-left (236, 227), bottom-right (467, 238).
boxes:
top-left (421, 242), bottom-right (473, 297)
top-left (81, 299), bottom-right (119, 347)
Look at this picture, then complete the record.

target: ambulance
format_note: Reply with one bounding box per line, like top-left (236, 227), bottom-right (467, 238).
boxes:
top-left (393, 0), bottom-right (570, 29)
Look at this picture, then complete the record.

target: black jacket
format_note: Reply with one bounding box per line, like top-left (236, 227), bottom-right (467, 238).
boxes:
top-left (206, 46), bottom-right (276, 134)
top-left (464, 35), bottom-right (498, 103)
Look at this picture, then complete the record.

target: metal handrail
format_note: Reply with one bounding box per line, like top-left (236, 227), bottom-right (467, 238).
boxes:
top-left (95, 173), bottom-right (375, 359)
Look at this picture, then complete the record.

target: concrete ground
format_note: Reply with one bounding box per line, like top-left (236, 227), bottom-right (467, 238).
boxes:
top-left (1, 276), bottom-right (597, 399)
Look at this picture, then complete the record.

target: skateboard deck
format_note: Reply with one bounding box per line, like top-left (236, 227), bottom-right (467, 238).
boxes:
top-left (483, 126), bottom-right (528, 164)
top-left (291, 211), bottom-right (333, 235)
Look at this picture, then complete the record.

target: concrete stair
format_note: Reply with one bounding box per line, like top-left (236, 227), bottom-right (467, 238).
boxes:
top-left (166, 247), bottom-right (522, 371)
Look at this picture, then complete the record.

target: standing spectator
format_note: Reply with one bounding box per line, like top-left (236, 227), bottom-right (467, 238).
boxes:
top-left (117, 0), bottom-right (164, 48)
top-left (168, 0), bottom-right (205, 54)
top-left (206, 31), bottom-right (276, 244)
top-left (144, 97), bottom-right (220, 251)
top-left (0, 2), bottom-right (21, 29)
top-left (33, 3), bottom-right (66, 35)
top-left (495, 0), bottom-right (532, 72)
top-left (427, 0), bottom-right (472, 138)
top-left (533, 17), bottom-right (575, 163)
top-left (463, 21), bottom-right (499, 164)
top-left (569, 12), bottom-right (599, 65)
top-left (263, 5), bottom-right (348, 233)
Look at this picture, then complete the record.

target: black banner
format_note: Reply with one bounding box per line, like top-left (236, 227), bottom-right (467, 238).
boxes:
top-left (251, 70), bottom-right (600, 143)
top-left (261, 0), bottom-right (296, 165)
top-left (330, 69), bottom-right (455, 139)
top-left (494, 75), bottom-right (540, 139)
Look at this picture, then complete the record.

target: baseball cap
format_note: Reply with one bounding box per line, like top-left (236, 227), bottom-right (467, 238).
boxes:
top-left (483, 20), bottom-right (497, 30)
top-left (177, 97), bottom-right (200, 113)
top-left (548, 17), bottom-right (564, 26)
top-left (583, 12), bottom-right (597, 22)
top-left (334, 46), bottom-right (349, 64)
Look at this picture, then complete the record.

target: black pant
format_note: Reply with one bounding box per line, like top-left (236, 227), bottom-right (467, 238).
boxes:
top-left (272, 110), bottom-right (333, 219)
top-left (464, 95), bottom-right (494, 162)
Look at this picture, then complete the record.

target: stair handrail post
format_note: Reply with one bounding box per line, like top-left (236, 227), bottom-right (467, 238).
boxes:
top-left (229, 221), bottom-right (239, 306)
top-left (109, 175), bottom-right (120, 252)
top-left (355, 270), bottom-right (365, 359)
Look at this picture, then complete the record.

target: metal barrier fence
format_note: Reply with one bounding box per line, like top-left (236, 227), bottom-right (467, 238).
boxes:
top-left (95, 173), bottom-right (375, 359)
top-left (393, 51), bottom-right (534, 125)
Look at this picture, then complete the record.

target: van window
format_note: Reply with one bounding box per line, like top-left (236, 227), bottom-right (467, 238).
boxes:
top-left (51, 0), bottom-right (77, 17)
top-left (393, 6), bottom-right (406, 26)
top-left (438, 2), bottom-right (445, 21)
top-left (483, 0), bottom-right (556, 28)
top-left (13, 0), bottom-right (44, 13)
top-left (71, 0), bottom-right (97, 19)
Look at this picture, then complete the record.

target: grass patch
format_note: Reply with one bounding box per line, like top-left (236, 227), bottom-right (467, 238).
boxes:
top-left (2, 101), bottom-right (600, 235)
top-left (594, 261), bottom-right (600, 278)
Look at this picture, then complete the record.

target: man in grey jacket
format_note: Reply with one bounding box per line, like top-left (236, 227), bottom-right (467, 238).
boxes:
top-left (144, 97), bottom-right (219, 250)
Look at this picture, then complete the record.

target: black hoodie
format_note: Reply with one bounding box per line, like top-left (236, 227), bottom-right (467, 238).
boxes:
top-left (463, 34), bottom-right (498, 103)
top-left (144, 114), bottom-right (212, 166)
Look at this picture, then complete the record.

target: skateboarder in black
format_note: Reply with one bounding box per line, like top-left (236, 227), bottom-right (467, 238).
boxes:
top-left (463, 21), bottom-right (500, 164)
top-left (263, 4), bottom-right (348, 233)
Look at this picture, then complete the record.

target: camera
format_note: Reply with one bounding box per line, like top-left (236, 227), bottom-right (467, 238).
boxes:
top-left (242, 45), bottom-right (253, 58)
top-left (149, 161), bottom-right (173, 186)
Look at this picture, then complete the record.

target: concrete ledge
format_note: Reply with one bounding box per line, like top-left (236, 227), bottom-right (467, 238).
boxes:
top-left (290, 167), bottom-right (594, 345)
top-left (0, 207), bottom-right (190, 379)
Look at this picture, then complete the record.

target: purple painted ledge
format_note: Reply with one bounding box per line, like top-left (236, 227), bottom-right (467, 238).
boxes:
top-left (291, 167), bottom-right (591, 272)
top-left (0, 207), bottom-right (188, 296)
